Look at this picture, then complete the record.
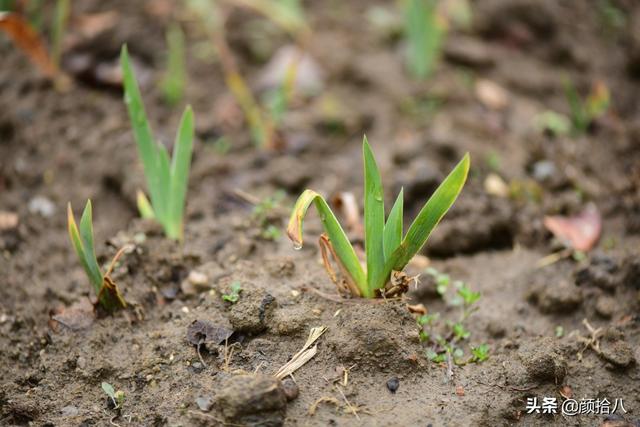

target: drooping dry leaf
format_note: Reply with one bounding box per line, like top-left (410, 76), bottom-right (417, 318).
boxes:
top-left (544, 203), bottom-right (601, 252)
top-left (0, 12), bottom-right (57, 77)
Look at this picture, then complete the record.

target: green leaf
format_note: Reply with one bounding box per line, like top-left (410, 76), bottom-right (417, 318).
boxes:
top-left (121, 46), bottom-right (164, 221)
top-left (362, 137), bottom-right (385, 295)
top-left (161, 23), bottom-right (186, 106)
top-left (68, 202), bottom-right (102, 293)
top-left (378, 153), bottom-right (470, 290)
top-left (136, 190), bottom-right (155, 219)
top-left (383, 188), bottom-right (403, 261)
top-left (78, 200), bottom-right (102, 289)
top-left (168, 106), bottom-right (194, 240)
top-left (68, 203), bottom-right (97, 293)
top-left (101, 382), bottom-right (115, 400)
top-left (287, 189), bottom-right (368, 296)
top-left (405, 0), bottom-right (443, 79)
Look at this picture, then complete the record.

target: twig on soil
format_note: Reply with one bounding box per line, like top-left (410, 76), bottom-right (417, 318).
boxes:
top-left (576, 318), bottom-right (602, 361)
top-left (275, 326), bottom-right (327, 379)
top-left (308, 397), bottom-right (341, 415)
top-left (535, 248), bottom-right (573, 268)
top-left (336, 385), bottom-right (360, 420)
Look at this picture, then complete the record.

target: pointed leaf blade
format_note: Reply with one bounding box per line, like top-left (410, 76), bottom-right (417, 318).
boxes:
top-left (363, 137), bottom-right (385, 294)
top-left (168, 105), bottom-right (194, 240)
top-left (383, 188), bottom-right (403, 261)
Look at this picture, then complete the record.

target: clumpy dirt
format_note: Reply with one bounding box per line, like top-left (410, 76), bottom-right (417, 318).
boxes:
top-left (2, 0), bottom-right (640, 426)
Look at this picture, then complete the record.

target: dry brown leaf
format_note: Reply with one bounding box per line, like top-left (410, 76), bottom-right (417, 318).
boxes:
top-left (49, 299), bottom-right (95, 332)
top-left (543, 203), bottom-right (601, 252)
top-left (0, 12), bottom-right (57, 77)
top-left (407, 303), bottom-right (427, 315)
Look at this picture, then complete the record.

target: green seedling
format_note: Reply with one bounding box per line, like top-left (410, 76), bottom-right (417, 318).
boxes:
top-left (470, 343), bottom-right (490, 363)
top-left (51, 0), bottom-right (68, 68)
top-left (416, 269), bottom-right (487, 365)
top-left (563, 78), bottom-right (610, 135)
top-left (67, 200), bottom-right (127, 311)
top-left (403, 0), bottom-right (445, 79)
top-left (288, 137), bottom-right (469, 298)
top-left (222, 281), bottom-right (242, 303)
top-left (253, 190), bottom-right (285, 240)
top-left (121, 45), bottom-right (194, 240)
top-left (161, 23), bottom-right (186, 106)
top-left (101, 382), bottom-right (125, 409)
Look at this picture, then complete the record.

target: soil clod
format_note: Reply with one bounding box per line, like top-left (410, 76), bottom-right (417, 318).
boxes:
top-left (216, 373), bottom-right (287, 427)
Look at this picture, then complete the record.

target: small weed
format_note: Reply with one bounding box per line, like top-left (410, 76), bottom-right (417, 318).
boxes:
top-left (416, 268), bottom-right (488, 365)
top-left (253, 190), bottom-right (285, 241)
top-left (101, 382), bottom-right (125, 409)
top-left (288, 137), bottom-right (469, 298)
top-left (563, 78), bottom-right (610, 135)
top-left (222, 281), bottom-right (242, 303)
top-left (470, 343), bottom-right (490, 363)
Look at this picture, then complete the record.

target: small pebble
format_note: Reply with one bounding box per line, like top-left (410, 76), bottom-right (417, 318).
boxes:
top-left (281, 378), bottom-right (299, 401)
top-left (196, 396), bottom-right (214, 412)
top-left (386, 377), bottom-right (400, 393)
top-left (190, 361), bottom-right (205, 374)
top-left (29, 196), bottom-right (56, 217)
top-left (76, 356), bottom-right (86, 370)
top-left (61, 405), bottom-right (79, 417)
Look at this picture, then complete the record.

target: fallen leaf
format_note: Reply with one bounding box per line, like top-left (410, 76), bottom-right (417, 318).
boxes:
top-left (544, 203), bottom-right (602, 252)
top-left (0, 211), bottom-right (19, 231)
top-left (0, 12), bottom-right (57, 77)
top-left (407, 303), bottom-right (427, 315)
top-left (186, 320), bottom-right (234, 348)
top-left (74, 11), bottom-right (118, 39)
top-left (559, 385), bottom-right (573, 399)
top-left (49, 299), bottom-right (95, 332)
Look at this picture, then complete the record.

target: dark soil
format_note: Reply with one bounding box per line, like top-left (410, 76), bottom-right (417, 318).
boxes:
top-left (2, 0), bottom-right (640, 426)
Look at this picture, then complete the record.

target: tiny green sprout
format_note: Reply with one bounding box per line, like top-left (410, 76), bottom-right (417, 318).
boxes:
top-left (222, 281), bottom-right (242, 303)
top-left (101, 382), bottom-right (125, 409)
top-left (555, 325), bottom-right (565, 338)
top-left (68, 200), bottom-right (127, 312)
top-left (288, 136), bottom-right (469, 298)
top-left (425, 267), bottom-right (450, 296)
top-left (456, 282), bottom-right (481, 307)
top-left (161, 23), bottom-right (186, 106)
top-left (51, 0), bottom-right (69, 69)
top-left (121, 45), bottom-right (195, 240)
top-left (403, 0), bottom-right (445, 79)
top-left (563, 78), bottom-right (610, 135)
top-left (470, 344), bottom-right (490, 363)
top-left (453, 322), bottom-right (470, 340)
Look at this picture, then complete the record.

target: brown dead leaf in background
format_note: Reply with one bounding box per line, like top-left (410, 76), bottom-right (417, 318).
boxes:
top-left (0, 12), bottom-right (57, 77)
top-left (331, 192), bottom-right (363, 239)
top-left (186, 319), bottom-right (234, 348)
top-left (73, 11), bottom-right (118, 39)
top-left (543, 203), bottom-right (601, 252)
